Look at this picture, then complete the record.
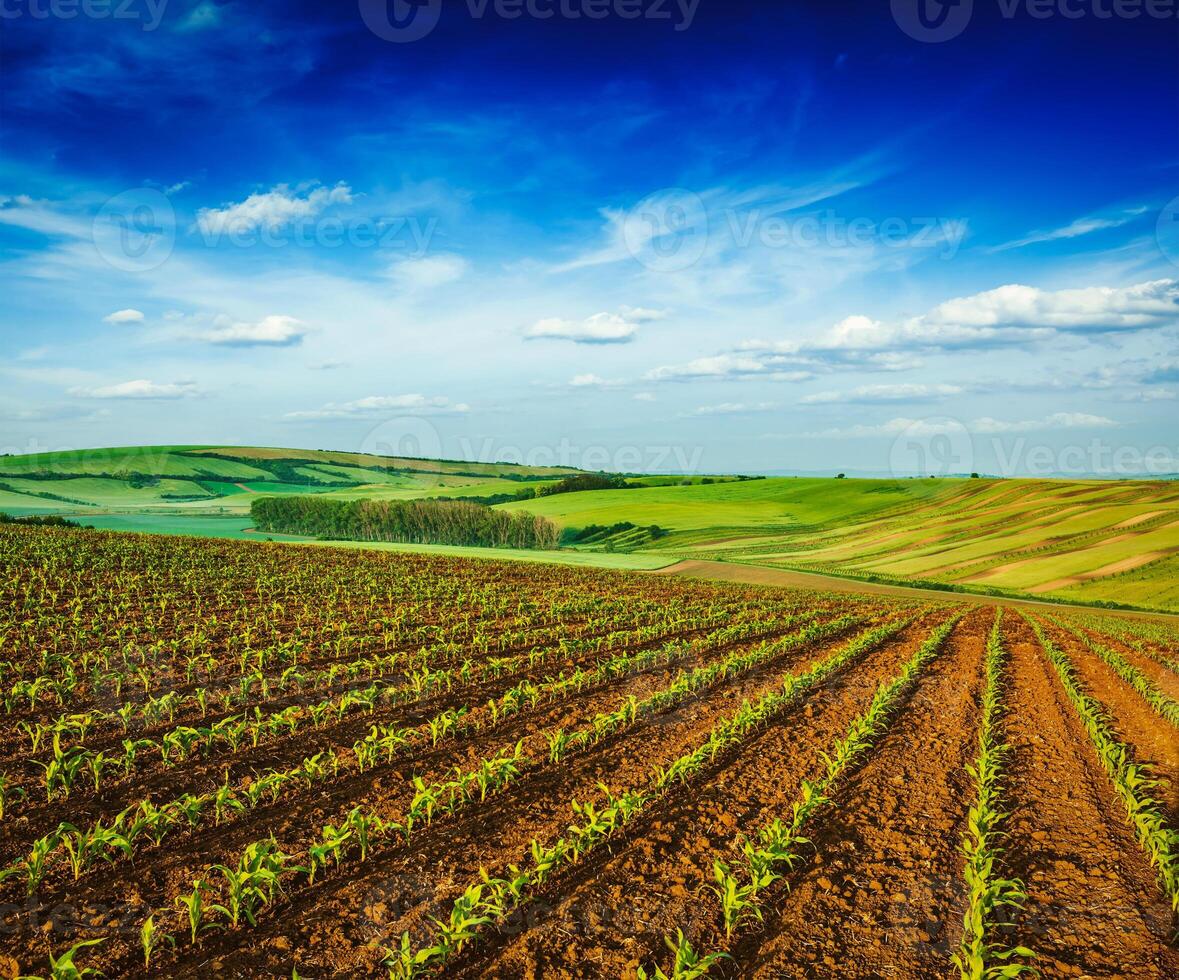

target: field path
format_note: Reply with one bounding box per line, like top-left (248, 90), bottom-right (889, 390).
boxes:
top-left (654, 559), bottom-right (1179, 622)
top-left (1001, 614), bottom-right (1179, 978)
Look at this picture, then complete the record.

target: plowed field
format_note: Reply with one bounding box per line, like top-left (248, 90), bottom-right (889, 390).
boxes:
top-left (1, 526), bottom-right (1176, 978)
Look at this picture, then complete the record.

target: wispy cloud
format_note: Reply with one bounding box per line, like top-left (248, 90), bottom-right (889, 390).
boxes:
top-left (103, 308), bottom-right (145, 325)
top-left (283, 394), bottom-right (470, 421)
top-left (70, 379), bottom-right (200, 400)
top-left (800, 383), bottom-right (964, 404)
top-left (388, 254), bottom-right (468, 290)
top-left (688, 401), bottom-right (777, 416)
top-left (992, 207), bottom-right (1147, 251)
top-left (804, 412), bottom-right (1118, 439)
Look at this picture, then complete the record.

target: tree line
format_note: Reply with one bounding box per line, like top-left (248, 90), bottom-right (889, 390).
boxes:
top-left (250, 496), bottom-right (560, 550)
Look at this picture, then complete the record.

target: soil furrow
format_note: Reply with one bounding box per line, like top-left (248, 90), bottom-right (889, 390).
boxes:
top-left (2, 613), bottom-right (846, 920)
top-left (1035, 616), bottom-right (1179, 820)
top-left (1000, 613), bottom-right (1179, 979)
top-left (452, 613), bottom-right (961, 979)
top-left (156, 615), bottom-right (933, 978)
top-left (731, 607), bottom-right (987, 978)
top-left (1075, 620), bottom-right (1179, 703)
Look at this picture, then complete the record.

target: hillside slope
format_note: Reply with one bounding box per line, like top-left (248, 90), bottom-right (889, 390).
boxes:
top-left (502, 477), bottom-right (1179, 610)
top-left (0, 445), bottom-right (581, 517)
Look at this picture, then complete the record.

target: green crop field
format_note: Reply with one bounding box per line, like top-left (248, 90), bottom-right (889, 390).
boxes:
top-left (3, 446), bottom-right (1177, 611)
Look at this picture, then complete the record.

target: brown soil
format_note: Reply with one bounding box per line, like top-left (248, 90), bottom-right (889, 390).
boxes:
top-left (155, 615), bottom-right (917, 978)
top-left (1000, 613), bottom-right (1179, 978)
top-left (1032, 617), bottom-right (1179, 820)
top-left (732, 607), bottom-right (989, 978)
top-left (448, 614), bottom-right (957, 979)
top-left (1079, 622), bottom-right (1179, 704)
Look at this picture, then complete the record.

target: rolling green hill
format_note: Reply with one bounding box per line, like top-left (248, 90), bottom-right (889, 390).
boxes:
top-left (0, 445), bottom-right (582, 521)
top-left (506, 476), bottom-right (1179, 610)
top-left (3, 446), bottom-right (1177, 611)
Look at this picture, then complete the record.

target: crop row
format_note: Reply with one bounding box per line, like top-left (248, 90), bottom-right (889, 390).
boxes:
top-left (1047, 618), bottom-right (1179, 729)
top-left (951, 611), bottom-right (1035, 980)
top-left (0, 610), bottom-right (843, 884)
top-left (6, 611), bottom-right (893, 976)
top-left (2, 607), bottom-right (827, 827)
top-left (1024, 613), bottom-right (1179, 913)
top-left (636, 613), bottom-right (962, 977)
top-left (380, 613), bottom-right (929, 977)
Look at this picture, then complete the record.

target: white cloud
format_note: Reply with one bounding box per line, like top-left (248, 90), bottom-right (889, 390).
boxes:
top-left (388, 254), bottom-right (468, 290)
top-left (524, 309), bottom-right (654, 344)
top-left (668, 279), bottom-right (1179, 385)
top-left (690, 402), bottom-right (777, 416)
top-left (283, 394), bottom-right (470, 421)
top-left (807, 412), bottom-right (1118, 439)
top-left (196, 182), bottom-right (353, 236)
top-left (915, 280), bottom-right (1177, 336)
top-left (633, 392), bottom-right (656, 402)
top-left (195, 314), bottom-right (309, 347)
top-left (568, 373), bottom-right (617, 388)
top-left (646, 353), bottom-right (811, 382)
top-left (70, 379), bottom-right (199, 400)
top-left (800, 383), bottom-right (963, 404)
top-left (619, 305), bottom-right (669, 322)
top-left (992, 207), bottom-right (1147, 251)
top-left (102, 308), bottom-right (144, 325)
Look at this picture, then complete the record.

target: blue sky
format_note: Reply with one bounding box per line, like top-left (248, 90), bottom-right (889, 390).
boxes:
top-left (1, 0), bottom-right (1177, 476)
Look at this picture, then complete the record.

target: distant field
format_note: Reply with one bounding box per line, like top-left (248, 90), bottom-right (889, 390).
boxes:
top-left (0, 445), bottom-right (577, 516)
top-left (504, 477), bottom-right (1179, 611)
top-left (4, 446), bottom-right (1176, 610)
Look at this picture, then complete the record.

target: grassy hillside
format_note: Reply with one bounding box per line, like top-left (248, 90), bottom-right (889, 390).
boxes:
top-left (506, 476), bottom-right (1179, 610)
top-left (4, 446), bottom-right (1175, 610)
top-left (0, 445), bottom-right (581, 517)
